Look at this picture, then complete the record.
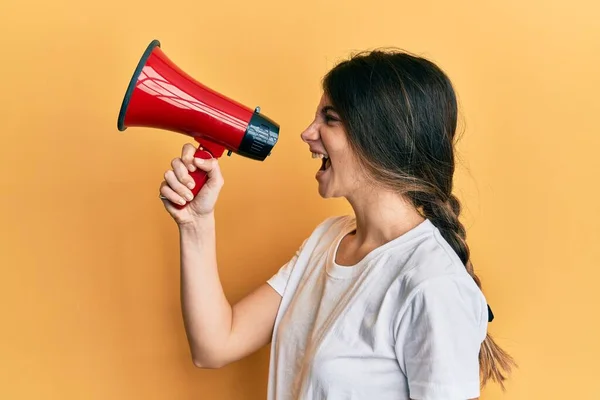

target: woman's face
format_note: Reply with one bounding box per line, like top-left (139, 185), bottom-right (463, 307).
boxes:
top-left (300, 94), bottom-right (367, 199)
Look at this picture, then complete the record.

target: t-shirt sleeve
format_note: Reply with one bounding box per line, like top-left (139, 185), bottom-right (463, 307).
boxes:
top-left (394, 274), bottom-right (488, 400)
top-left (266, 238), bottom-right (307, 296)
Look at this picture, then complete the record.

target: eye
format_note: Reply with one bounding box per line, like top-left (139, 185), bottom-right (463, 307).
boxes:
top-left (324, 113), bottom-right (340, 124)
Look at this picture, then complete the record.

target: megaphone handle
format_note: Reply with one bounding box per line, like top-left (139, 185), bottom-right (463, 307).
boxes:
top-left (172, 147), bottom-right (213, 210)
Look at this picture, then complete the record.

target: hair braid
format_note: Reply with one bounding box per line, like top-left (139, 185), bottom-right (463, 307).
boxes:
top-left (421, 195), bottom-right (478, 285)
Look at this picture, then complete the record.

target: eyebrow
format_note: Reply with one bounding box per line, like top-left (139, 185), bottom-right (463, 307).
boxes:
top-left (320, 105), bottom-right (339, 115)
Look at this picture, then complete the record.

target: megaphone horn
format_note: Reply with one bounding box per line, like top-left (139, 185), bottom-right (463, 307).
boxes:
top-left (117, 40), bottom-right (280, 208)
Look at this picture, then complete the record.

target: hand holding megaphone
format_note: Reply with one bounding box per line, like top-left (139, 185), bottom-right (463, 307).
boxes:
top-left (158, 143), bottom-right (225, 222)
top-left (117, 40), bottom-right (279, 210)
top-left (160, 144), bottom-right (217, 211)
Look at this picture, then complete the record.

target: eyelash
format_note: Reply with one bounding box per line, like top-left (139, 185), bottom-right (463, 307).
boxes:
top-left (324, 114), bottom-right (338, 124)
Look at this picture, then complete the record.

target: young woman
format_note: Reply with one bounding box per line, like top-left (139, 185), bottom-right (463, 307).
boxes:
top-left (158, 49), bottom-right (515, 399)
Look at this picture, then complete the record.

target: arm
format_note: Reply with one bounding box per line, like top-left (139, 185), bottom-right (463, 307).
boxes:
top-left (159, 144), bottom-right (284, 369)
top-left (179, 214), bottom-right (282, 368)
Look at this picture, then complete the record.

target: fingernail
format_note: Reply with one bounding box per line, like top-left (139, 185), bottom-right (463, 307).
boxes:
top-left (185, 192), bottom-right (193, 201)
top-left (187, 181), bottom-right (195, 189)
top-left (179, 198), bottom-right (186, 205)
top-left (188, 165), bottom-right (196, 172)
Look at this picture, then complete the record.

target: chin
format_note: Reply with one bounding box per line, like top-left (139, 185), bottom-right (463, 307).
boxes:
top-left (316, 169), bottom-right (351, 199)
top-left (317, 183), bottom-right (343, 199)
top-left (317, 185), bottom-right (330, 198)
top-left (317, 182), bottom-right (332, 198)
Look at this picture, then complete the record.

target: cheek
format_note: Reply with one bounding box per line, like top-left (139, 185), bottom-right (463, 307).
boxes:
top-left (333, 149), bottom-right (364, 180)
top-left (321, 127), bottom-right (364, 179)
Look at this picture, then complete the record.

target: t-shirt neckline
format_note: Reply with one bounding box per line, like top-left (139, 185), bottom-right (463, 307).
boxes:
top-left (326, 217), bottom-right (435, 279)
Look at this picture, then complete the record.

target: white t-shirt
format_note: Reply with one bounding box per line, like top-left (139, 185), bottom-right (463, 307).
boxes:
top-left (266, 215), bottom-right (488, 400)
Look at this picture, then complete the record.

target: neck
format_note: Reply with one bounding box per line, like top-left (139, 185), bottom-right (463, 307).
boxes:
top-left (345, 186), bottom-right (425, 247)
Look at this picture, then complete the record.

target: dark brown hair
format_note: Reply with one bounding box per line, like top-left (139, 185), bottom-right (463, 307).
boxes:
top-left (322, 49), bottom-right (516, 389)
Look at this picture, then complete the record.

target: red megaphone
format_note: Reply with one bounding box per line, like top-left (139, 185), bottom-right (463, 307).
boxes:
top-left (117, 40), bottom-right (280, 208)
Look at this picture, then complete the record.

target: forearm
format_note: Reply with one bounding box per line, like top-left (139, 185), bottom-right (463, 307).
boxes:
top-left (178, 214), bottom-right (232, 367)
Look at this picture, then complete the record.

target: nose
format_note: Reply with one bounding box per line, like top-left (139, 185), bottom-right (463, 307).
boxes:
top-left (300, 120), bottom-right (319, 143)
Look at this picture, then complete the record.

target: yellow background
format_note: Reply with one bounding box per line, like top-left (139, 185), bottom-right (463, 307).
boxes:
top-left (1, 0), bottom-right (598, 398)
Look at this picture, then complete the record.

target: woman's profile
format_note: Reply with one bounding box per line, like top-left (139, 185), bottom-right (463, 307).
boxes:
top-left (158, 48), bottom-right (516, 399)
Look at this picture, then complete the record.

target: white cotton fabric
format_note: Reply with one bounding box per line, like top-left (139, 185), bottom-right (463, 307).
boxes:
top-left (266, 215), bottom-right (488, 400)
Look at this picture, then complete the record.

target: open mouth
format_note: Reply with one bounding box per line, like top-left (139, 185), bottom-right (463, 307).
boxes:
top-left (312, 152), bottom-right (331, 171)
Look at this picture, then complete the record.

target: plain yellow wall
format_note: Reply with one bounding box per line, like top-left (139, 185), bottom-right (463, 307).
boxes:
top-left (1, 0), bottom-right (599, 398)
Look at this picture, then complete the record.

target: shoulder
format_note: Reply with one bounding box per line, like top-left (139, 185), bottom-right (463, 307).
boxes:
top-left (266, 215), bottom-right (354, 296)
top-left (279, 214), bottom-right (354, 268)
top-left (312, 214), bottom-right (354, 234)
top-left (388, 221), bottom-right (482, 296)
top-left (302, 214), bottom-right (354, 247)
top-left (387, 222), bottom-right (488, 341)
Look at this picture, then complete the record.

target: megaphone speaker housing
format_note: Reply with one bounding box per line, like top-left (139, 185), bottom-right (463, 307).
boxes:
top-left (117, 40), bottom-right (280, 208)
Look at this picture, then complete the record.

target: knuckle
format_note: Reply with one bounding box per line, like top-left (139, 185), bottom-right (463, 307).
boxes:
top-left (174, 164), bottom-right (186, 177)
top-left (182, 143), bottom-right (195, 155)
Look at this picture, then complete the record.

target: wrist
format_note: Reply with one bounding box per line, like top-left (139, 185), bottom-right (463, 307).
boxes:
top-left (178, 213), bottom-right (216, 234)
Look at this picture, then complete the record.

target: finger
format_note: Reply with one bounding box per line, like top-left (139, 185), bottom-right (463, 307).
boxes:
top-left (193, 157), bottom-right (224, 187)
top-left (181, 143), bottom-right (198, 172)
top-left (164, 169), bottom-right (194, 202)
top-left (171, 157), bottom-right (195, 190)
top-left (160, 181), bottom-right (187, 206)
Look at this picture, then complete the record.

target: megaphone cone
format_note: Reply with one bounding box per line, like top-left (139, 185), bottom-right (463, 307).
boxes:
top-left (117, 40), bottom-right (280, 208)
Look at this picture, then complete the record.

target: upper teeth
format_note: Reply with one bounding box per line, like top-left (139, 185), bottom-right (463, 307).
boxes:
top-left (312, 152), bottom-right (329, 159)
